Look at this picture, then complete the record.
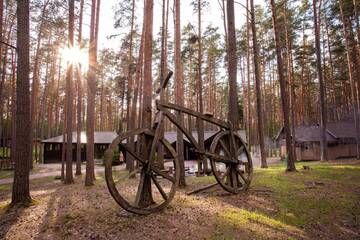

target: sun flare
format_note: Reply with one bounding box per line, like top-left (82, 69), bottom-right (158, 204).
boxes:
top-left (59, 45), bottom-right (88, 71)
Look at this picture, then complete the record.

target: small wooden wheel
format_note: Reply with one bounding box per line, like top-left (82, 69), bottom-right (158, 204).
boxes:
top-left (209, 131), bottom-right (253, 194)
top-left (104, 128), bottom-right (180, 215)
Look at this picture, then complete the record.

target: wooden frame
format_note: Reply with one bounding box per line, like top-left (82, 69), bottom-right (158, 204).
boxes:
top-left (104, 71), bottom-right (253, 215)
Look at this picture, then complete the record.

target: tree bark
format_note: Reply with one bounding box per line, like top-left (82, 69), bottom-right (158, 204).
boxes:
top-left (12, 0), bottom-right (32, 205)
top-left (30, 0), bottom-right (50, 167)
top-left (270, 0), bottom-right (296, 171)
top-left (76, 0), bottom-right (84, 176)
top-left (64, 0), bottom-right (75, 184)
top-left (126, 0), bottom-right (136, 172)
top-left (246, 0), bottom-right (252, 151)
top-left (135, 0), bottom-right (154, 206)
top-left (250, 0), bottom-right (267, 168)
top-left (339, 0), bottom-right (360, 159)
top-left (86, 0), bottom-right (99, 186)
top-left (283, 0), bottom-right (297, 161)
top-left (313, 0), bottom-right (328, 161)
top-left (226, 0), bottom-right (239, 129)
top-left (175, 0), bottom-right (186, 186)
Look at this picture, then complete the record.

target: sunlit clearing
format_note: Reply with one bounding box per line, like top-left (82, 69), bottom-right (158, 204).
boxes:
top-left (60, 45), bottom-right (88, 72)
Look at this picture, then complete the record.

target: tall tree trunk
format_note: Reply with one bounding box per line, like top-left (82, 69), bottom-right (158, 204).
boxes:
top-left (65, 0), bottom-right (75, 184)
top-left (313, 0), bottom-right (328, 161)
top-left (38, 44), bottom-right (52, 164)
top-left (126, 0), bottom-right (136, 172)
top-left (226, 0), bottom-right (239, 129)
top-left (157, 0), bottom-right (168, 170)
top-left (339, 0), bottom-right (360, 159)
top-left (30, 0), bottom-right (50, 167)
top-left (10, 49), bottom-right (16, 167)
top-left (135, 0), bottom-right (154, 207)
top-left (324, 12), bottom-right (336, 121)
top-left (76, 0), bottom-right (84, 176)
top-left (270, 0), bottom-right (296, 171)
top-left (197, 0), bottom-right (208, 175)
top-left (130, 7), bottom-right (145, 156)
top-left (283, 0), bottom-right (297, 161)
top-left (246, 0), bottom-right (252, 150)
top-left (86, 0), bottom-right (99, 186)
top-left (12, 0), bottom-right (32, 205)
top-left (174, 0), bottom-right (186, 186)
top-left (250, 0), bottom-right (267, 168)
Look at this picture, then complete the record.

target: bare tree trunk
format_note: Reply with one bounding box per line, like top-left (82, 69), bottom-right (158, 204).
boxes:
top-left (126, 0), bottom-right (136, 172)
top-left (157, 0), bottom-right (168, 170)
top-left (12, 0), bottom-right (32, 205)
top-left (86, 0), bottom-right (99, 186)
top-left (64, 0), bottom-right (75, 184)
top-left (313, 0), bottom-right (328, 161)
top-left (250, 0), bottom-right (267, 168)
top-left (283, 0), bottom-right (297, 161)
top-left (75, 0), bottom-right (84, 176)
top-left (130, 9), bottom-right (145, 157)
top-left (246, 0), bottom-right (251, 150)
top-left (11, 49), bottom-right (16, 167)
top-left (30, 0), bottom-right (50, 168)
top-left (270, 0), bottom-right (296, 171)
top-left (339, 0), bottom-right (360, 159)
top-left (226, 0), bottom-right (239, 130)
top-left (174, 0), bottom-right (186, 186)
top-left (135, 0), bottom-right (154, 207)
top-left (196, 0), bottom-right (208, 175)
top-left (324, 12), bottom-right (336, 121)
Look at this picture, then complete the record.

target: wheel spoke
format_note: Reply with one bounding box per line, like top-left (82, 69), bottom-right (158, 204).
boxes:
top-left (220, 166), bottom-right (231, 181)
top-left (219, 139), bottom-right (231, 158)
top-left (120, 144), bottom-right (147, 165)
top-left (115, 168), bottom-right (141, 183)
top-left (237, 169), bottom-right (248, 184)
top-left (236, 146), bottom-right (244, 155)
top-left (151, 174), bottom-right (168, 201)
top-left (151, 167), bottom-right (175, 183)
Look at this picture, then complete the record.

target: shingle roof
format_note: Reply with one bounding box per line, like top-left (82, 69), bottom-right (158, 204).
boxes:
top-left (42, 132), bottom-right (118, 144)
top-left (293, 126), bottom-right (337, 142)
top-left (327, 122), bottom-right (356, 139)
top-left (276, 122), bottom-right (357, 143)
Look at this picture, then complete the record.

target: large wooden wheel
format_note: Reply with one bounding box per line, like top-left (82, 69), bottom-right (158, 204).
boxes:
top-left (209, 131), bottom-right (253, 194)
top-left (104, 129), bottom-right (180, 215)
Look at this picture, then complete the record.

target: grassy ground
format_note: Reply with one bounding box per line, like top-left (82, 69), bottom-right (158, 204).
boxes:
top-left (0, 164), bottom-right (43, 181)
top-left (0, 160), bottom-right (359, 239)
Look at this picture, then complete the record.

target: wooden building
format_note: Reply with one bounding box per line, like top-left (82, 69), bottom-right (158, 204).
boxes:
top-left (42, 132), bottom-right (118, 163)
top-left (276, 122), bottom-right (357, 161)
top-left (42, 130), bottom-right (247, 163)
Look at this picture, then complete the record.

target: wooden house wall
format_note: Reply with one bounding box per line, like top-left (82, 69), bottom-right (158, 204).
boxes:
top-left (281, 141), bottom-right (357, 161)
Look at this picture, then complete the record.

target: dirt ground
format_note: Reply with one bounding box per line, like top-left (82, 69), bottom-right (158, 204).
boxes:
top-left (0, 160), bottom-right (359, 240)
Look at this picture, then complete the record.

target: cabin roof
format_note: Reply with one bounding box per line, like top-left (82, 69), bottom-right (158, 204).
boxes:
top-left (42, 132), bottom-right (118, 144)
top-left (275, 122), bottom-right (356, 143)
top-left (42, 130), bottom-right (247, 145)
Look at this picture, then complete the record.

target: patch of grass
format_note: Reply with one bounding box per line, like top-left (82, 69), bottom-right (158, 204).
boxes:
top-left (0, 202), bottom-right (10, 214)
top-left (0, 170), bottom-right (13, 180)
top-left (186, 175), bottom-right (216, 185)
top-left (219, 208), bottom-right (300, 232)
top-left (252, 161), bottom-right (360, 228)
top-left (0, 183), bottom-right (11, 191)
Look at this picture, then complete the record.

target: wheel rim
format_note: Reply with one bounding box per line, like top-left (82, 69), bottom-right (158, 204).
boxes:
top-left (104, 129), bottom-right (180, 215)
top-left (210, 131), bottom-right (253, 194)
